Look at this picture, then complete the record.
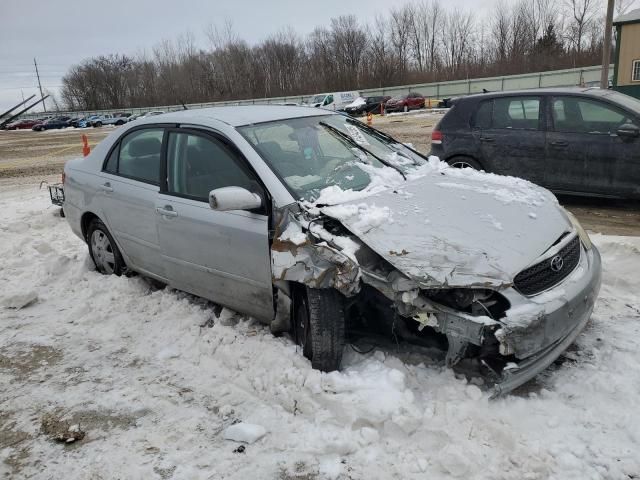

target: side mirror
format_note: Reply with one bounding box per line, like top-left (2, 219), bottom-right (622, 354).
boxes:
top-left (209, 186), bottom-right (262, 212)
top-left (617, 123), bottom-right (639, 140)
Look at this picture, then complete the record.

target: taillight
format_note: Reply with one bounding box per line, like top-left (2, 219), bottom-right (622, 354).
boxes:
top-left (62, 171), bottom-right (66, 184)
top-left (431, 129), bottom-right (443, 144)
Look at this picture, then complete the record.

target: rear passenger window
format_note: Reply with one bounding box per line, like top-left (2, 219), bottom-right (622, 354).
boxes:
top-left (473, 101), bottom-right (492, 129)
top-left (166, 132), bottom-right (257, 201)
top-left (492, 97), bottom-right (540, 130)
top-left (117, 129), bottom-right (164, 184)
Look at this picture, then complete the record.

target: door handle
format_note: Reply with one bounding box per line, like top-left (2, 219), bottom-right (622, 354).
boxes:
top-left (480, 136), bottom-right (495, 143)
top-left (156, 206), bottom-right (178, 217)
top-left (100, 182), bottom-right (113, 193)
top-left (551, 141), bottom-right (568, 148)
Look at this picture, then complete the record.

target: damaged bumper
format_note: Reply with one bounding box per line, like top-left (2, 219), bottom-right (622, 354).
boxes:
top-left (493, 245), bottom-right (602, 396)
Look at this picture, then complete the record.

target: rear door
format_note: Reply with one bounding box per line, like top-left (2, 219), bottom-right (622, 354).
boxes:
top-left (155, 129), bottom-right (274, 321)
top-left (545, 95), bottom-right (640, 196)
top-left (98, 126), bottom-right (167, 278)
top-left (478, 95), bottom-right (546, 184)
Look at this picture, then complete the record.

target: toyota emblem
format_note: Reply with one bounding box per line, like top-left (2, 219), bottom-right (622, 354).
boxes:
top-left (550, 255), bottom-right (564, 272)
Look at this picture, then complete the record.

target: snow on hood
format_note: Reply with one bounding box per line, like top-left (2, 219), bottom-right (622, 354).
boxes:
top-left (315, 159), bottom-right (571, 288)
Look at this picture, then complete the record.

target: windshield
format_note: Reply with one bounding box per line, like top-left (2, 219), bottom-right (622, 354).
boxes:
top-left (238, 114), bottom-right (426, 202)
top-left (604, 90), bottom-right (640, 115)
top-left (309, 95), bottom-right (326, 104)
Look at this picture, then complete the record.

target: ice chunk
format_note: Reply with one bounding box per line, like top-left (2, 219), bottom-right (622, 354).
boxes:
top-left (223, 422), bottom-right (267, 444)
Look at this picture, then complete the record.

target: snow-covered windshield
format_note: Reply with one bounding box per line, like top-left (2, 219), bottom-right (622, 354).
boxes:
top-left (309, 95), bottom-right (326, 104)
top-left (239, 114), bottom-right (426, 202)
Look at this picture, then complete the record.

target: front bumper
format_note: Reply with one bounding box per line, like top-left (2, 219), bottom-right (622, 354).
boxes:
top-left (492, 245), bottom-right (602, 396)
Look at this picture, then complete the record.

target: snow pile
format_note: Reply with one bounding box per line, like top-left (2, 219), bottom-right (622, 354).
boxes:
top-left (1, 179), bottom-right (639, 479)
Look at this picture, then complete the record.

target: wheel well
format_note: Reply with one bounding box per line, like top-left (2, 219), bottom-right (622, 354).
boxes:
top-left (446, 154), bottom-right (485, 171)
top-left (80, 212), bottom-right (99, 241)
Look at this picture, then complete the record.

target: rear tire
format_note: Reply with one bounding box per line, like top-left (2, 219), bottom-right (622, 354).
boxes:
top-left (403, 104), bottom-right (409, 113)
top-left (446, 156), bottom-right (483, 171)
top-left (94, 121), bottom-right (102, 128)
top-left (293, 286), bottom-right (345, 372)
top-left (87, 218), bottom-right (126, 275)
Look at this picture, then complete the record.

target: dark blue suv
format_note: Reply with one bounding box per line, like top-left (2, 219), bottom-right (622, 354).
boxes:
top-left (430, 88), bottom-right (640, 199)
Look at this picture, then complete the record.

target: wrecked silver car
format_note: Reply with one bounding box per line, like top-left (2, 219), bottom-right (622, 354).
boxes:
top-left (61, 106), bottom-right (601, 395)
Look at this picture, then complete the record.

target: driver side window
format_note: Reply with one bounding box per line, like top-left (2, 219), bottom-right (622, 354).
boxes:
top-left (166, 132), bottom-right (257, 201)
top-left (552, 97), bottom-right (631, 134)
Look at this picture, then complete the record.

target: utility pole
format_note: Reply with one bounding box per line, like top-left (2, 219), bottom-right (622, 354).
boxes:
top-left (600, 0), bottom-right (615, 89)
top-left (34, 57), bottom-right (46, 112)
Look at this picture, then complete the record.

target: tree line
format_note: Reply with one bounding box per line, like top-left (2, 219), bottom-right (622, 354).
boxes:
top-left (60, 0), bottom-right (625, 111)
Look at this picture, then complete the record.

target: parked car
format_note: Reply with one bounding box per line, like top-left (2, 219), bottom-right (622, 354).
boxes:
top-left (59, 106), bottom-right (601, 395)
top-left (344, 96), bottom-right (392, 116)
top-left (91, 114), bottom-right (128, 127)
top-left (128, 112), bottom-right (147, 122)
top-left (129, 111), bottom-right (166, 122)
top-left (305, 92), bottom-right (360, 111)
top-left (32, 116), bottom-right (72, 131)
top-left (385, 92), bottom-right (426, 113)
top-left (4, 118), bottom-right (41, 130)
top-left (430, 87), bottom-right (640, 199)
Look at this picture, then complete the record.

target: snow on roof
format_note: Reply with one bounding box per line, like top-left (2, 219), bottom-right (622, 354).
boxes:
top-left (614, 8), bottom-right (640, 24)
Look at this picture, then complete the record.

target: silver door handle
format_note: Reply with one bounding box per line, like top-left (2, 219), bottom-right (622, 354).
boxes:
top-left (100, 182), bottom-right (113, 193)
top-left (156, 207), bottom-right (178, 217)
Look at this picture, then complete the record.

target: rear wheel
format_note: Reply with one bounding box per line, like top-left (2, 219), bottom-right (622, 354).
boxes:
top-left (403, 104), bottom-right (409, 113)
top-left (293, 286), bottom-right (345, 372)
top-left (94, 121), bottom-right (103, 127)
top-left (446, 156), bottom-right (483, 171)
top-left (87, 218), bottom-right (126, 275)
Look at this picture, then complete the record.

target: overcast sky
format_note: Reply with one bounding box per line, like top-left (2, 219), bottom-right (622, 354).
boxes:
top-left (0, 0), bottom-right (499, 112)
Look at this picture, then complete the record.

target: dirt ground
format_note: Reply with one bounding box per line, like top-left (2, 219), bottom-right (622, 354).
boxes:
top-left (1, 114), bottom-right (639, 236)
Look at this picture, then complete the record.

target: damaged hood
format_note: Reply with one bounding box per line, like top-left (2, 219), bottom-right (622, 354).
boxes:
top-left (319, 168), bottom-right (571, 288)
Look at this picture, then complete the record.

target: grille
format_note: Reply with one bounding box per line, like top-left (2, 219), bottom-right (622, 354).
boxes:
top-left (514, 235), bottom-right (581, 296)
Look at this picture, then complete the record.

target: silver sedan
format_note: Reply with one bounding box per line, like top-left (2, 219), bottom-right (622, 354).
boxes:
top-left (61, 106), bottom-right (601, 395)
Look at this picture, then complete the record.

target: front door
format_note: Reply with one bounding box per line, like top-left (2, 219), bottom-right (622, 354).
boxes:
top-left (478, 95), bottom-right (546, 185)
top-left (98, 127), bottom-right (166, 278)
top-left (156, 129), bottom-right (274, 321)
top-left (546, 95), bottom-right (640, 197)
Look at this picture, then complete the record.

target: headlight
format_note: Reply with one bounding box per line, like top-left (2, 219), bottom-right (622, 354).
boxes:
top-left (566, 210), bottom-right (592, 250)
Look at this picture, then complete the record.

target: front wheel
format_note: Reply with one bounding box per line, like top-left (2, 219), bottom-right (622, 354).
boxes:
top-left (293, 286), bottom-right (345, 372)
top-left (403, 104), bottom-right (409, 113)
top-left (87, 218), bottom-right (126, 275)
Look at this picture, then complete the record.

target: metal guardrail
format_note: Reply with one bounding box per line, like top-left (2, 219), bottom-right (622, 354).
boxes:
top-left (19, 65), bottom-right (610, 119)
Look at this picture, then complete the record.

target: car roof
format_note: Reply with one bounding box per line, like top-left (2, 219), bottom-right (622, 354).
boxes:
top-left (140, 105), bottom-right (336, 127)
top-left (459, 87), bottom-right (614, 101)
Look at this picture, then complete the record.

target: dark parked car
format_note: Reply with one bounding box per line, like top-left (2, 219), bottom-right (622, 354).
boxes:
top-left (4, 118), bottom-right (41, 130)
top-left (385, 92), bottom-right (425, 113)
top-left (430, 88), bottom-right (640, 199)
top-left (32, 116), bottom-right (72, 131)
top-left (345, 96), bottom-right (392, 116)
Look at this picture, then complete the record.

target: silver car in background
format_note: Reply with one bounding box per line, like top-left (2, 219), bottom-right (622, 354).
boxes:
top-left (61, 106), bottom-right (601, 395)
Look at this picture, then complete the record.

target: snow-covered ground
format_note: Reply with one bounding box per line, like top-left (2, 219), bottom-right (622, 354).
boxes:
top-left (1, 179), bottom-right (639, 479)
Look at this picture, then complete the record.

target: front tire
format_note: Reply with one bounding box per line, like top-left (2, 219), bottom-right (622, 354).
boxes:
top-left (293, 286), bottom-right (345, 372)
top-left (403, 104), bottom-right (409, 113)
top-left (87, 218), bottom-right (126, 275)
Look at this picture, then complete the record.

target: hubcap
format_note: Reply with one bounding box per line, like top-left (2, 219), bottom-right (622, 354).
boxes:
top-left (451, 161), bottom-right (474, 169)
top-left (90, 229), bottom-right (116, 274)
